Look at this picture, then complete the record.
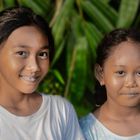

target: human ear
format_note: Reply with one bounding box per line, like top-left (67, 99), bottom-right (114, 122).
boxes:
top-left (94, 64), bottom-right (104, 86)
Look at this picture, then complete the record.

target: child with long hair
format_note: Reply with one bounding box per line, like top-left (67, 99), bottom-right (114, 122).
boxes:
top-left (0, 6), bottom-right (84, 140)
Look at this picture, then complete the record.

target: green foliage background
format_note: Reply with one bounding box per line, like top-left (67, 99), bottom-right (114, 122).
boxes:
top-left (0, 0), bottom-right (140, 116)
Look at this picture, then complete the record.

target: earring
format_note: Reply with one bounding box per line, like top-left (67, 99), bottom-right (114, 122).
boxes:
top-left (100, 81), bottom-right (104, 86)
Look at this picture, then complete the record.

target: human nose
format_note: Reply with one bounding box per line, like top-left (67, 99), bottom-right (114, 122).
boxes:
top-left (26, 56), bottom-right (40, 73)
top-left (125, 74), bottom-right (137, 88)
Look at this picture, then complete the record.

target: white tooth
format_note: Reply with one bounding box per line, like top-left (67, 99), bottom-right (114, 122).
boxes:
top-left (21, 76), bottom-right (36, 82)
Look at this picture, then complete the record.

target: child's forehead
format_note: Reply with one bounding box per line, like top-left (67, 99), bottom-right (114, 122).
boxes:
top-left (103, 41), bottom-right (140, 68)
top-left (109, 41), bottom-right (140, 54)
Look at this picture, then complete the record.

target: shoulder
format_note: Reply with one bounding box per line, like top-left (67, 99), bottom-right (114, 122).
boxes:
top-left (79, 113), bottom-right (94, 129)
top-left (41, 93), bottom-right (75, 114)
top-left (42, 93), bottom-right (71, 106)
top-left (79, 113), bottom-right (99, 138)
top-left (41, 94), bottom-right (81, 126)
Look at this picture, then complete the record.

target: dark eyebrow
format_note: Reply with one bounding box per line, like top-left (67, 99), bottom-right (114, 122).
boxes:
top-left (113, 65), bottom-right (125, 67)
top-left (14, 45), bottom-right (49, 49)
top-left (40, 45), bottom-right (49, 49)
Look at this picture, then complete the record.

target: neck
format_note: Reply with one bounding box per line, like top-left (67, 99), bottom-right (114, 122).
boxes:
top-left (0, 85), bottom-right (33, 107)
top-left (102, 101), bottom-right (140, 120)
top-left (0, 88), bottom-right (41, 116)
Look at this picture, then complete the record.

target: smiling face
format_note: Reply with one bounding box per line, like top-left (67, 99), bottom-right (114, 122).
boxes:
top-left (96, 41), bottom-right (140, 108)
top-left (0, 26), bottom-right (49, 94)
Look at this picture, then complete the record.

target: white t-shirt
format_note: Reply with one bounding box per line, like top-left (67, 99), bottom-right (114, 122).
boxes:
top-left (80, 113), bottom-right (140, 140)
top-left (0, 94), bottom-right (84, 140)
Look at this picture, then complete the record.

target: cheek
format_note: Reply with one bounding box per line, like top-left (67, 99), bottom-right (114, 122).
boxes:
top-left (40, 61), bottom-right (49, 74)
top-left (9, 57), bottom-right (25, 70)
top-left (136, 77), bottom-right (140, 84)
top-left (104, 75), bottom-right (124, 91)
top-left (1, 54), bottom-right (23, 72)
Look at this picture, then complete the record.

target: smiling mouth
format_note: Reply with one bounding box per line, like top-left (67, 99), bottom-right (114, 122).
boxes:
top-left (20, 75), bottom-right (40, 83)
top-left (121, 93), bottom-right (139, 96)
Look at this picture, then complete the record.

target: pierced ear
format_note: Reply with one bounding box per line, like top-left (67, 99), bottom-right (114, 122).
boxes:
top-left (94, 64), bottom-right (104, 86)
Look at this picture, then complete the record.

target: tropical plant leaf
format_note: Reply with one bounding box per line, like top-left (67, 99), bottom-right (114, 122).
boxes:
top-left (101, 0), bottom-right (111, 4)
top-left (18, 0), bottom-right (45, 16)
top-left (52, 0), bottom-right (74, 46)
top-left (81, 0), bottom-right (114, 33)
top-left (51, 69), bottom-right (65, 85)
top-left (65, 37), bottom-right (88, 103)
top-left (117, 0), bottom-right (140, 28)
top-left (3, 0), bottom-right (15, 7)
top-left (90, 0), bottom-right (118, 25)
top-left (0, 0), bottom-right (4, 11)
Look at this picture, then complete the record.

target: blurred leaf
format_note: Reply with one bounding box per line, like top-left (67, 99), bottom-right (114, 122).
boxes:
top-left (38, 69), bottom-right (64, 95)
top-left (50, 0), bottom-right (63, 26)
top-left (18, 0), bottom-right (45, 16)
top-left (65, 37), bottom-right (88, 103)
top-left (51, 69), bottom-right (65, 85)
top-left (66, 14), bottom-right (84, 77)
top-left (134, 13), bottom-right (140, 27)
top-left (52, 0), bottom-right (74, 46)
top-left (91, 0), bottom-right (118, 25)
top-left (51, 39), bottom-right (65, 66)
top-left (0, 0), bottom-right (4, 11)
top-left (3, 0), bottom-right (15, 7)
top-left (101, 0), bottom-right (111, 4)
top-left (81, 0), bottom-right (114, 33)
top-left (117, 0), bottom-right (139, 28)
top-left (83, 21), bottom-right (103, 58)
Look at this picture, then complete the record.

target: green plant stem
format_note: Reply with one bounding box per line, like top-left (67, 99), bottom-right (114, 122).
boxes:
top-left (64, 47), bottom-right (77, 97)
top-left (76, 0), bottom-right (83, 17)
top-left (50, 0), bottom-right (63, 27)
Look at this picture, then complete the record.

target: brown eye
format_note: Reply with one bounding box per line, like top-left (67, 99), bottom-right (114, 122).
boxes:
top-left (39, 51), bottom-right (49, 59)
top-left (136, 71), bottom-right (140, 76)
top-left (115, 71), bottom-right (125, 76)
top-left (16, 51), bottom-right (28, 58)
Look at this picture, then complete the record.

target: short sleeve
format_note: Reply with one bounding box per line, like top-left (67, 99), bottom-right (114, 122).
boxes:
top-left (63, 99), bottom-right (85, 140)
top-left (46, 95), bottom-right (85, 140)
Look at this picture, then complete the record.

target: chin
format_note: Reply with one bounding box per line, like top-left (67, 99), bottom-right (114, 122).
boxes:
top-left (19, 87), bottom-right (37, 94)
top-left (120, 102), bottom-right (139, 108)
